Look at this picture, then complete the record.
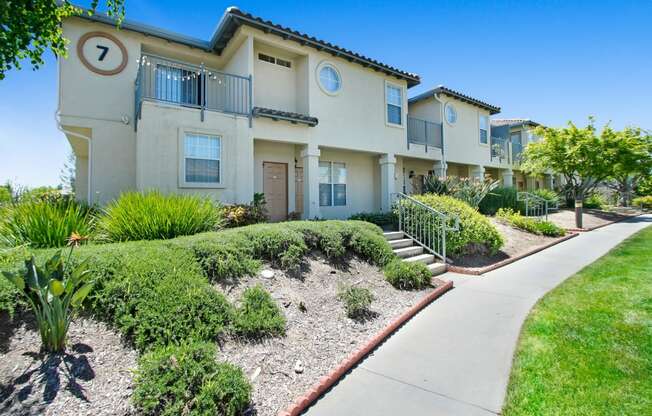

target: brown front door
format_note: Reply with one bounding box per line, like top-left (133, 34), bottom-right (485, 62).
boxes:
top-left (263, 162), bottom-right (288, 222)
top-left (295, 167), bottom-right (304, 215)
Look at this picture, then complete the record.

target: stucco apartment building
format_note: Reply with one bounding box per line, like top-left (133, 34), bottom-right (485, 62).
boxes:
top-left (58, 6), bottom-right (549, 221)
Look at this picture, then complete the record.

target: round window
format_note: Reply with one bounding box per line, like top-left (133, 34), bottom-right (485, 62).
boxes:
top-left (318, 64), bottom-right (341, 94)
top-left (445, 103), bottom-right (457, 125)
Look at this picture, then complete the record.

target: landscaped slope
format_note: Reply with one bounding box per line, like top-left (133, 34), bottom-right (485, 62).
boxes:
top-left (503, 226), bottom-right (652, 415)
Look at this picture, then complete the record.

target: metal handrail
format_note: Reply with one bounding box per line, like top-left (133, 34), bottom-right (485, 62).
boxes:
top-left (393, 192), bottom-right (459, 262)
top-left (517, 191), bottom-right (551, 220)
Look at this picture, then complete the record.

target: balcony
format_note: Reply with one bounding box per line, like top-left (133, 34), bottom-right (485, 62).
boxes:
top-left (407, 116), bottom-right (443, 151)
top-left (490, 136), bottom-right (510, 163)
top-left (134, 54), bottom-right (251, 129)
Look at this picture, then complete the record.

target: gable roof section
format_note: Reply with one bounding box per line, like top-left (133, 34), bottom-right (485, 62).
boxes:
top-left (73, 5), bottom-right (421, 87)
top-left (409, 85), bottom-right (501, 115)
top-left (491, 118), bottom-right (541, 128)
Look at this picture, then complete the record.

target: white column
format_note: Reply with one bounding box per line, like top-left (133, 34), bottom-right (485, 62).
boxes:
top-left (433, 160), bottom-right (447, 177)
top-left (379, 153), bottom-right (396, 212)
top-left (502, 169), bottom-right (514, 187)
top-left (545, 174), bottom-right (554, 190)
top-left (471, 165), bottom-right (485, 181)
top-left (301, 144), bottom-right (321, 219)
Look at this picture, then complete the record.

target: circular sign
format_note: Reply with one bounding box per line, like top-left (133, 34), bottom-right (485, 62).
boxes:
top-left (77, 31), bottom-right (128, 76)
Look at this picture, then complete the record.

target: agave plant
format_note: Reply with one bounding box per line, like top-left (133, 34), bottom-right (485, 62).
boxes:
top-left (2, 245), bottom-right (93, 352)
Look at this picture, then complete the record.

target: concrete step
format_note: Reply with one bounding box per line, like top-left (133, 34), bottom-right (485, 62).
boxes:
top-left (427, 262), bottom-right (447, 276)
top-left (393, 246), bottom-right (424, 258)
top-left (403, 253), bottom-right (435, 265)
top-left (383, 231), bottom-right (404, 241)
top-left (389, 238), bottom-right (414, 249)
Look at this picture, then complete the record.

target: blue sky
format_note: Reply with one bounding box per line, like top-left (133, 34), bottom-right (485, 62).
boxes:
top-left (1, 0), bottom-right (651, 187)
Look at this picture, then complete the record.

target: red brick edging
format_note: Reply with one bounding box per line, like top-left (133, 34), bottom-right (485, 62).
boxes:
top-left (565, 212), bottom-right (643, 232)
top-left (277, 278), bottom-right (454, 416)
top-left (448, 232), bottom-right (579, 276)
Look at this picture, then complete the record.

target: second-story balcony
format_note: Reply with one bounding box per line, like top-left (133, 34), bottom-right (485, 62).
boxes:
top-left (490, 136), bottom-right (510, 164)
top-left (135, 54), bottom-right (251, 129)
top-left (407, 116), bottom-right (443, 151)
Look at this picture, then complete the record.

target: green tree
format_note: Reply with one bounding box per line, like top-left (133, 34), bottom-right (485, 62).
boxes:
top-left (0, 0), bottom-right (125, 80)
top-left (605, 128), bottom-right (652, 206)
top-left (521, 119), bottom-right (620, 228)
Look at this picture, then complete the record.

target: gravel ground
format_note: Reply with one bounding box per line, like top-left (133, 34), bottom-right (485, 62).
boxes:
top-left (450, 219), bottom-right (557, 270)
top-left (217, 254), bottom-right (434, 416)
top-left (547, 208), bottom-right (636, 229)
top-left (0, 315), bottom-right (137, 416)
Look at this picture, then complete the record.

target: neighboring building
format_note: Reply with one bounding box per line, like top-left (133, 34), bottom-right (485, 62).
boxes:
top-left (57, 6), bottom-right (549, 221)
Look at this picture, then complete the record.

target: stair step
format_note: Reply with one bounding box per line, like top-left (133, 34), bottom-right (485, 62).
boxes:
top-left (389, 238), bottom-right (414, 249)
top-left (383, 231), bottom-right (404, 241)
top-left (404, 253), bottom-right (435, 265)
top-left (427, 262), bottom-right (447, 276)
top-left (393, 246), bottom-right (424, 258)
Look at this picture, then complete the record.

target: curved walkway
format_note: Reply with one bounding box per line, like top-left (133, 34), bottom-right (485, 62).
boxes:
top-left (304, 215), bottom-right (652, 416)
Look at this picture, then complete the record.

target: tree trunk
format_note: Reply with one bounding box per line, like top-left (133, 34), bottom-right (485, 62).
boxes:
top-left (575, 197), bottom-right (583, 228)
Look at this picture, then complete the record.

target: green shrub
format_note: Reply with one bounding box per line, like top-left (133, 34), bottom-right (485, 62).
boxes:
top-left (0, 197), bottom-right (94, 248)
top-left (188, 236), bottom-right (261, 283)
top-left (479, 186), bottom-right (519, 215)
top-left (583, 193), bottom-right (607, 210)
top-left (134, 342), bottom-right (251, 416)
top-left (349, 211), bottom-right (397, 228)
top-left (383, 259), bottom-right (432, 290)
top-left (497, 208), bottom-right (566, 237)
top-left (243, 224), bottom-right (308, 270)
top-left (97, 191), bottom-right (222, 242)
top-left (632, 195), bottom-right (652, 208)
top-left (0, 185), bottom-right (11, 204)
top-left (423, 176), bottom-right (500, 208)
top-left (404, 195), bottom-right (504, 256)
top-left (532, 188), bottom-right (559, 205)
top-left (233, 285), bottom-right (285, 338)
top-left (337, 285), bottom-right (374, 318)
top-left (0, 246), bottom-right (29, 317)
top-left (222, 192), bottom-right (269, 228)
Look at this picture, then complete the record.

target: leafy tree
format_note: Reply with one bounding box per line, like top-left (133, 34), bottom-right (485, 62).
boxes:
top-left (604, 128), bottom-right (652, 206)
top-left (521, 118), bottom-right (620, 228)
top-left (1, 0), bottom-right (125, 80)
top-left (60, 152), bottom-right (76, 195)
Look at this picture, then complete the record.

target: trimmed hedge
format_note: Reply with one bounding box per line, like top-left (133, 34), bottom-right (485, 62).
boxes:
top-left (133, 342), bottom-right (251, 416)
top-left (349, 211), bottom-right (397, 229)
top-left (406, 195), bottom-right (504, 256)
top-left (383, 259), bottom-right (432, 290)
top-left (497, 208), bottom-right (566, 237)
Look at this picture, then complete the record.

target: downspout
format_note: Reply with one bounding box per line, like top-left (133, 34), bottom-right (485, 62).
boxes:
top-left (433, 92), bottom-right (446, 170)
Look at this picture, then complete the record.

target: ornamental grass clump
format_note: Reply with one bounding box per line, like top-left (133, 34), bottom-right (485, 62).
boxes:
top-left (0, 196), bottom-right (94, 248)
top-left (2, 243), bottom-right (93, 352)
top-left (96, 191), bottom-right (222, 242)
top-left (337, 285), bottom-right (374, 318)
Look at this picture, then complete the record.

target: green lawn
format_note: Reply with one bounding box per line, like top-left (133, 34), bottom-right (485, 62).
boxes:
top-left (503, 225), bottom-right (652, 416)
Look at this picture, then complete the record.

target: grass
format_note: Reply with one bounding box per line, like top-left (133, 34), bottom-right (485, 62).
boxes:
top-left (503, 225), bottom-right (652, 416)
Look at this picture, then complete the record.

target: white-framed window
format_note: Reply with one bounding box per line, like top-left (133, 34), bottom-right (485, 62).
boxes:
top-left (318, 63), bottom-right (342, 94)
top-left (183, 133), bottom-right (221, 184)
top-left (319, 161), bottom-right (346, 206)
top-left (386, 83), bottom-right (403, 125)
top-left (445, 102), bottom-right (457, 125)
top-left (479, 115), bottom-right (489, 144)
top-left (258, 52), bottom-right (292, 69)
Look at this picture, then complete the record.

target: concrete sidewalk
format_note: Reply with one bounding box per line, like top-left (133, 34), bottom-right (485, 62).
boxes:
top-left (304, 215), bottom-right (652, 416)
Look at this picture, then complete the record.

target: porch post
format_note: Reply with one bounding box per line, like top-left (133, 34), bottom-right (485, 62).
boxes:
top-left (502, 169), bottom-right (514, 187)
top-left (301, 144), bottom-right (321, 219)
top-left (433, 160), bottom-right (447, 178)
top-left (471, 165), bottom-right (485, 181)
top-left (545, 174), bottom-right (554, 190)
top-left (379, 153), bottom-right (396, 212)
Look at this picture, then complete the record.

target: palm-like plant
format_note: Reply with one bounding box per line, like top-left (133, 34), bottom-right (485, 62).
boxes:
top-left (2, 243), bottom-right (93, 352)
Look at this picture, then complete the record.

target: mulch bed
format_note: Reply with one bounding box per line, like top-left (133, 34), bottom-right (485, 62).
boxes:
top-left (216, 254), bottom-right (437, 416)
top-left (0, 314), bottom-right (137, 416)
top-left (547, 208), bottom-right (640, 231)
top-left (449, 219), bottom-right (576, 275)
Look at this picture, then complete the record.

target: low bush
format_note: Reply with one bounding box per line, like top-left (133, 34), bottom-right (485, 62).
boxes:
top-left (423, 176), bottom-right (500, 209)
top-left (383, 259), bottom-right (432, 290)
top-left (349, 211), bottom-right (397, 229)
top-left (0, 197), bottom-right (94, 248)
top-left (532, 188), bottom-right (559, 205)
top-left (632, 195), bottom-right (652, 208)
top-left (338, 285), bottom-right (374, 317)
top-left (133, 342), bottom-right (251, 416)
top-left (222, 192), bottom-right (269, 228)
top-left (403, 195), bottom-right (504, 256)
top-left (96, 191), bottom-right (222, 242)
top-left (497, 208), bottom-right (566, 237)
top-left (583, 193), bottom-right (608, 210)
top-left (233, 285), bottom-right (285, 338)
top-left (0, 246), bottom-right (29, 317)
top-left (479, 186), bottom-right (519, 215)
